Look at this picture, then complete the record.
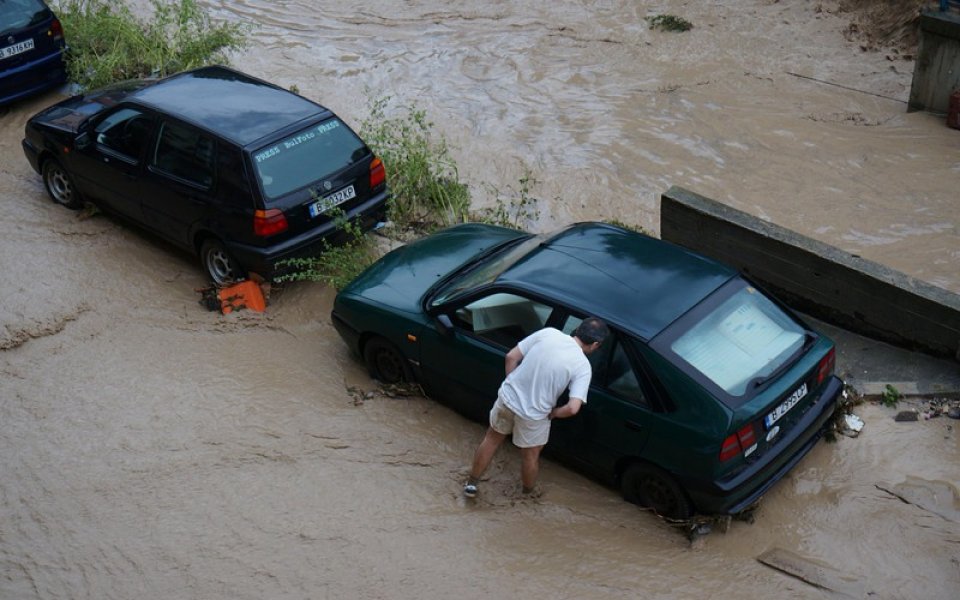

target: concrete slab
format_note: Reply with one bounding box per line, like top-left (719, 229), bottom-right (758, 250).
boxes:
top-left (809, 314), bottom-right (960, 399)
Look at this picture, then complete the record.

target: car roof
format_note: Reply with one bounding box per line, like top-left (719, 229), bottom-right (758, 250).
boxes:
top-left (127, 66), bottom-right (329, 146)
top-left (497, 222), bottom-right (737, 340)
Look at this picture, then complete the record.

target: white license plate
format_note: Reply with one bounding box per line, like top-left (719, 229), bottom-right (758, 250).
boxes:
top-left (1, 38), bottom-right (34, 60)
top-left (764, 382), bottom-right (807, 428)
top-left (308, 185), bottom-right (356, 217)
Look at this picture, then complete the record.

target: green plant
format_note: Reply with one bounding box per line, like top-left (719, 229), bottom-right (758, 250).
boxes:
top-left (645, 14), bottom-right (693, 32)
top-left (275, 207), bottom-right (379, 291)
top-left (475, 168), bottom-right (541, 230)
top-left (53, 0), bottom-right (248, 91)
top-left (604, 219), bottom-right (647, 235)
top-left (880, 384), bottom-right (902, 408)
top-left (360, 96), bottom-right (470, 232)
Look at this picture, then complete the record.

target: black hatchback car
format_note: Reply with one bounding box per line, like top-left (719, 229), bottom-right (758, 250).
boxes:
top-left (22, 65), bottom-right (389, 283)
top-left (1, 0), bottom-right (67, 105)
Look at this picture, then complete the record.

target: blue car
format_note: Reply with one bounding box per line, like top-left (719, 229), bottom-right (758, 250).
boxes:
top-left (0, 0), bottom-right (67, 106)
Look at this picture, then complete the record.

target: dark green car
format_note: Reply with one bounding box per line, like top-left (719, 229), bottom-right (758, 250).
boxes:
top-left (332, 222), bottom-right (842, 518)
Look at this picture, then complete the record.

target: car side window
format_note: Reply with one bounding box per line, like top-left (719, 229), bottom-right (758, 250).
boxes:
top-left (560, 316), bottom-right (648, 407)
top-left (94, 107), bottom-right (152, 162)
top-left (450, 292), bottom-right (551, 348)
top-left (605, 340), bottom-right (648, 406)
top-left (151, 121), bottom-right (216, 188)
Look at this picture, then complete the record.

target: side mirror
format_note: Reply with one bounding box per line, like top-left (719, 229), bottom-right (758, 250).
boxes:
top-left (434, 314), bottom-right (454, 336)
top-left (75, 131), bottom-right (91, 151)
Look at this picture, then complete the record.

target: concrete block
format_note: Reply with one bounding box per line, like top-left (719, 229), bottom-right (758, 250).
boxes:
top-left (660, 186), bottom-right (960, 361)
top-left (909, 11), bottom-right (960, 114)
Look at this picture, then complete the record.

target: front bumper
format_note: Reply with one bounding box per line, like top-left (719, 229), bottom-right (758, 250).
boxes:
top-left (684, 375), bottom-right (844, 515)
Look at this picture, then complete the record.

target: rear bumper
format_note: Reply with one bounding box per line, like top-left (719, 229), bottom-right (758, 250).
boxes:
top-left (226, 189), bottom-right (389, 279)
top-left (684, 375), bottom-right (843, 515)
top-left (0, 49), bottom-right (67, 106)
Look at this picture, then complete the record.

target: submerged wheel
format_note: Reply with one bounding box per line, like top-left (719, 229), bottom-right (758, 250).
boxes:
top-left (621, 463), bottom-right (694, 520)
top-left (42, 158), bottom-right (83, 209)
top-left (363, 337), bottom-right (411, 384)
top-left (200, 238), bottom-right (244, 285)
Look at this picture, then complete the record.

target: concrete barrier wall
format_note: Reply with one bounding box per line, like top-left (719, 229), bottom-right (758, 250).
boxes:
top-left (659, 186), bottom-right (960, 361)
top-left (909, 11), bottom-right (960, 113)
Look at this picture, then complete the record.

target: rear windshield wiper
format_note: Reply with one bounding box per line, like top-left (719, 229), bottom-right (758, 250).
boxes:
top-left (748, 332), bottom-right (818, 390)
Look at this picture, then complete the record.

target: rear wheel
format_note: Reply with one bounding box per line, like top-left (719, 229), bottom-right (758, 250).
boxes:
top-left (621, 463), bottom-right (694, 520)
top-left (200, 238), bottom-right (244, 285)
top-left (42, 158), bottom-right (83, 209)
top-left (363, 337), bottom-right (411, 384)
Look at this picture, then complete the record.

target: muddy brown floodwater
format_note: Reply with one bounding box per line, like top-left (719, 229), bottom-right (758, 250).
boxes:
top-left (1, 1), bottom-right (958, 599)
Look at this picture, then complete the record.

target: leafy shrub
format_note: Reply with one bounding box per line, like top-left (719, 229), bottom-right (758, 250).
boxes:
top-left (275, 208), bottom-right (378, 291)
top-left (360, 97), bottom-right (470, 232)
top-left (475, 168), bottom-right (541, 230)
top-left (645, 14), bottom-right (693, 32)
top-left (53, 0), bottom-right (248, 91)
top-left (881, 384), bottom-right (902, 408)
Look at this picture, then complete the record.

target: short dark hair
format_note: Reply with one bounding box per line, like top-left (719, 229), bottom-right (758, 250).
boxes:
top-left (573, 317), bottom-right (609, 345)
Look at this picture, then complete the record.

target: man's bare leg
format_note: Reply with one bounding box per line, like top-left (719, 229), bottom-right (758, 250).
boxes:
top-left (520, 445), bottom-right (544, 493)
top-left (469, 427), bottom-right (507, 483)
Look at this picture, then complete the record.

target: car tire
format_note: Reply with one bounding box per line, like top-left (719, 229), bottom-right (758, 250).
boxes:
top-left (42, 158), bottom-right (84, 209)
top-left (621, 463), bottom-right (694, 520)
top-left (363, 337), bottom-right (411, 384)
top-left (200, 238), bottom-right (244, 285)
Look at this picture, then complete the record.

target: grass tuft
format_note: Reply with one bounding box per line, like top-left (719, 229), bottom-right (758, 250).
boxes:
top-left (645, 14), bottom-right (693, 32)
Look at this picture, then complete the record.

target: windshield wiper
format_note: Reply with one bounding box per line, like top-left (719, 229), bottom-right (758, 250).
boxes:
top-left (748, 332), bottom-right (818, 390)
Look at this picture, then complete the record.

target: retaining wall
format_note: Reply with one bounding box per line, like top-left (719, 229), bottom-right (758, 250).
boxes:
top-left (659, 186), bottom-right (960, 361)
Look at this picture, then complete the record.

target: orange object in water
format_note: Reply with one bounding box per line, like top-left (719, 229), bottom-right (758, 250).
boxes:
top-left (948, 89), bottom-right (960, 130)
top-left (218, 280), bottom-right (266, 314)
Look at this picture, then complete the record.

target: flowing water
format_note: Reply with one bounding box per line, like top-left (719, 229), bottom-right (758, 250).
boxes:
top-left (1, 1), bottom-right (958, 598)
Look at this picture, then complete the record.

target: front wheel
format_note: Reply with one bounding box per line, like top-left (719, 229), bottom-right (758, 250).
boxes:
top-left (621, 463), bottom-right (694, 520)
top-left (200, 238), bottom-right (244, 285)
top-left (42, 158), bottom-right (84, 209)
top-left (363, 337), bottom-right (411, 384)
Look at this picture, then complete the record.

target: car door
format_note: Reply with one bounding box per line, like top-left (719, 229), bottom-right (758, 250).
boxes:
top-left (137, 118), bottom-right (218, 248)
top-left (69, 106), bottom-right (155, 220)
top-left (547, 315), bottom-right (652, 477)
top-left (418, 290), bottom-right (555, 422)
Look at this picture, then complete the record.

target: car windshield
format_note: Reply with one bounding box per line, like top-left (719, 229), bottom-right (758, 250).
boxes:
top-left (665, 283), bottom-right (806, 397)
top-left (251, 117), bottom-right (368, 201)
top-left (429, 232), bottom-right (547, 306)
top-left (0, 0), bottom-right (47, 33)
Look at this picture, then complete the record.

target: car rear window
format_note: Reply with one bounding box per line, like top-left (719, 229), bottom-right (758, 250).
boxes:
top-left (666, 283), bottom-right (806, 397)
top-left (0, 0), bottom-right (48, 33)
top-left (251, 117), bottom-right (368, 200)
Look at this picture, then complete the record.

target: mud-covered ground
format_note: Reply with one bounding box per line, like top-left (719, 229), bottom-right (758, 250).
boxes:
top-left (2, 1), bottom-right (959, 599)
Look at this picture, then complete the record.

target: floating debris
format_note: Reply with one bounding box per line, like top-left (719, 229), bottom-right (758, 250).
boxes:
top-left (894, 410), bottom-right (919, 422)
top-left (841, 413), bottom-right (864, 437)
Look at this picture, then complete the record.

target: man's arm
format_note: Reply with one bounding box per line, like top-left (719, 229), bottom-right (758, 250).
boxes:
top-left (549, 397), bottom-right (583, 420)
top-left (504, 345), bottom-right (524, 376)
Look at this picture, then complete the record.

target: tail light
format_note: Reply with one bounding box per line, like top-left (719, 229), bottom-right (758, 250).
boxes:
top-left (719, 423), bottom-right (759, 462)
top-left (369, 156), bottom-right (385, 188)
top-left (50, 18), bottom-right (64, 41)
top-left (253, 208), bottom-right (288, 237)
top-left (816, 347), bottom-right (836, 384)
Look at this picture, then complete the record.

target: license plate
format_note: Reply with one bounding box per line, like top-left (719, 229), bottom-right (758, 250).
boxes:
top-left (1, 38), bottom-right (34, 60)
top-left (308, 185), bottom-right (356, 217)
top-left (765, 382), bottom-right (807, 428)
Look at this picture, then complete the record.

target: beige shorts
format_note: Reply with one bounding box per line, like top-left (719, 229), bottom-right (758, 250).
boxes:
top-left (489, 396), bottom-right (551, 448)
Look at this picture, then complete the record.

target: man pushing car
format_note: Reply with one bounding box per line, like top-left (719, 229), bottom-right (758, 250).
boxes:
top-left (463, 317), bottom-right (609, 498)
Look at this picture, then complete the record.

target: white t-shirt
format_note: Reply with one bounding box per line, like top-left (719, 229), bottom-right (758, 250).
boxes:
top-left (498, 327), bottom-right (593, 420)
